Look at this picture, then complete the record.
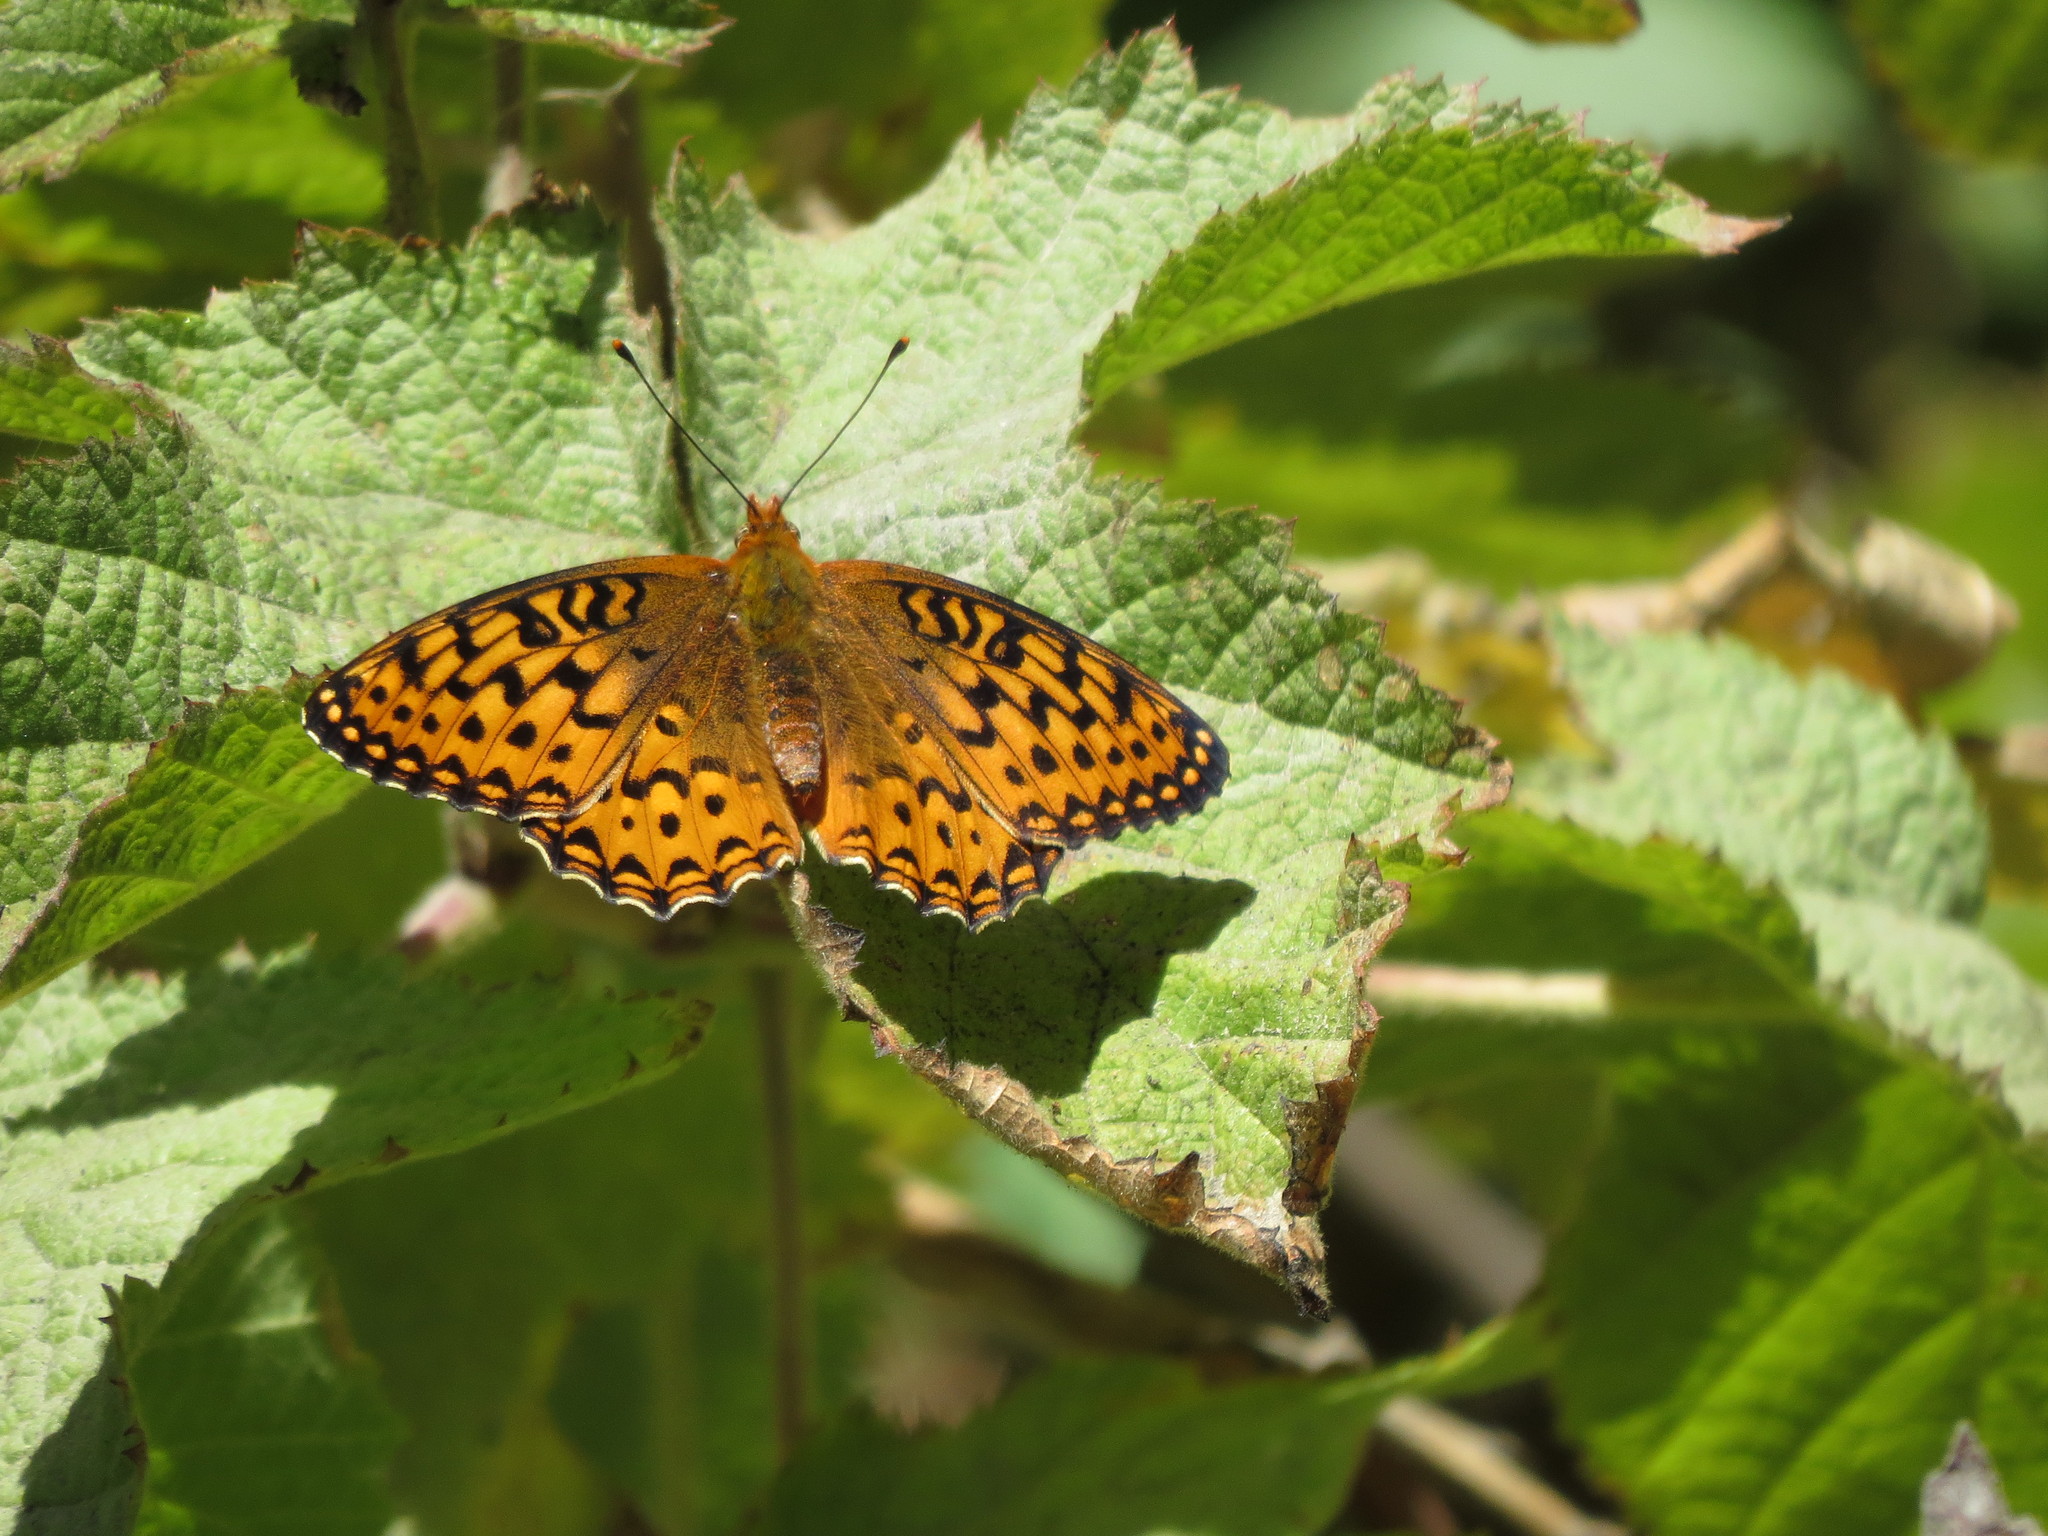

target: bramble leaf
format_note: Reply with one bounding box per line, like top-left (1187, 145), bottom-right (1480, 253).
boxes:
top-left (663, 41), bottom-right (1603, 1303)
top-left (303, 991), bottom-right (884, 1536)
top-left (1849, 0), bottom-right (2048, 159)
top-left (1448, 0), bottom-right (1641, 42)
top-left (1551, 1022), bottom-right (2048, 1535)
top-left (1524, 627), bottom-right (2048, 1131)
top-left (0, 0), bottom-right (285, 189)
top-left (2, 196), bottom-right (659, 989)
top-left (1085, 86), bottom-right (1771, 403)
top-left (121, 1211), bottom-right (402, 1536)
top-left (0, 930), bottom-right (727, 1529)
top-left (0, 338), bottom-right (134, 444)
top-left (0, 685), bottom-right (365, 1007)
top-left (448, 0), bottom-right (724, 66)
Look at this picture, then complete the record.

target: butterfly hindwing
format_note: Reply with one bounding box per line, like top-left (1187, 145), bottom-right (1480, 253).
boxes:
top-left (521, 639), bottom-right (803, 917)
top-left (809, 649), bottom-right (1062, 928)
top-left (822, 563), bottom-right (1229, 849)
top-left (306, 556), bottom-right (727, 819)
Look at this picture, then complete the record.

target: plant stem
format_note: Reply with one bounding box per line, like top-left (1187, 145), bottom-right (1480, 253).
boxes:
top-left (364, 0), bottom-right (435, 238)
top-left (599, 81), bottom-right (673, 349)
top-left (482, 36), bottom-right (530, 217)
top-left (593, 78), bottom-right (702, 550)
top-left (752, 963), bottom-right (807, 1461)
top-left (1377, 1396), bottom-right (1627, 1536)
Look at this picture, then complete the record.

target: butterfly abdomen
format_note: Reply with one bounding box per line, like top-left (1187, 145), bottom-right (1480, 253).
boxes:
top-left (758, 646), bottom-right (824, 797)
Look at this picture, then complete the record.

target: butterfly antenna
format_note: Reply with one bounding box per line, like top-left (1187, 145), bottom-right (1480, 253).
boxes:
top-left (611, 340), bottom-right (752, 506)
top-left (782, 337), bottom-right (909, 504)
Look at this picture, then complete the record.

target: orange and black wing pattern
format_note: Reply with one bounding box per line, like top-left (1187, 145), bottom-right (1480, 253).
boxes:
top-left (814, 562), bottom-right (1227, 926)
top-left (806, 643), bottom-right (1061, 928)
top-left (304, 556), bottom-right (727, 821)
top-left (520, 638), bottom-right (802, 917)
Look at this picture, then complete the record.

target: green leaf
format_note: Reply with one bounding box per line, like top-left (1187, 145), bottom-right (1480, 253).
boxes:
top-left (1523, 627), bottom-right (2048, 1132)
top-left (674, 0), bottom-right (1109, 211)
top-left (450, 0), bottom-right (724, 66)
top-left (1122, 407), bottom-right (1764, 586)
top-left (759, 1357), bottom-right (1386, 1536)
top-left (1084, 85), bottom-right (1774, 403)
top-left (1529, 628), bottom-right (1988, 922)
top-left (1849, 0), bottom-right (2048, 159)
top-left (1, 684), bottom-right (366, 1008)
top-left (0, 0), bottom-right (287, 190)
top-left (660, 34), bottom-right (1584, 1303)
top-left (0, 932), bottom-right (723, 1530)
top-left (758, 1323), bottom-right (1536, 1536)
top-left (0, 337), bottom-right (134, 445)
top-left (122, 1212), bottom-right (401, 1536)
top-left (1, 195), bottom-right (657, 996)
top-left (1550, 1020), bottom-right (2048, 1535)
top-left (303, 987), bottom-right (884, 1536)
top-left (74, 61), bottom-right (384, 227)
top-left (1448, 0), bottom-right (1641, 42)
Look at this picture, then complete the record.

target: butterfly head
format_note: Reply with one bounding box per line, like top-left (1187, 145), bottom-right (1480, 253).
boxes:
top-left (744, 492), bottom-right (790, 533)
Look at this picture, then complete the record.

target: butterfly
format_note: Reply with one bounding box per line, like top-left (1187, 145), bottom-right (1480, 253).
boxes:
top-left (303, 339), bottom-right (1228, 929)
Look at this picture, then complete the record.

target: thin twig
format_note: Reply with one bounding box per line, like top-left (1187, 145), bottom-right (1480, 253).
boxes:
top-left (600, 80), bottom-right (674, 353)
top-left (583, 74), bottom-right (701, 549)
top-left (363, 0), bottom-right (435, 237)
top-left (752, 963), bottom-right (807, 1461)
top-left (1336, 1105), bottom-right (1545, 1318)
top-left (481, 36), bottom-right (530, 218)
top-left (1378, 1395), bottom-right (1627, 1536)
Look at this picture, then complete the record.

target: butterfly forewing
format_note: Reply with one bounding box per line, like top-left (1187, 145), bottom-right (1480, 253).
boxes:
top-left (822, 563), bottom-right (1229, 849)
top-left (521, 640), bottom-right (803, 916)
top-left (306, 556), bottom-right (727, 819)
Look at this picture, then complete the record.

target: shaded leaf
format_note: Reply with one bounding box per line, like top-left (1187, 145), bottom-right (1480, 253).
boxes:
top-left (1, 684), bottom-right (366, 1007)
top-left (452, 0), bottom-right (725, 66)
top-left (0, 0), bottom-right (287, 189)
top-left (0, 932), bottom-right (723, 1528)
top-left (759, 1323), bottom-right (1539, 1536)
top-left (760, 1357), bottom-right (1388, 1536)
top-left (304, 984), bottom-right (884, 1536)
top-left (1551, 1021), bottom-right (2048, 1535)
top-left (0, 337), bottom-right (133, 444)
top-left (1449, 0), bottom-right (1641, 43)
top-left (675, 0), bottom-right (1109, 212)
top-left (1850, 0), bottom-right (2048, 160)
top-left (74, 61), bottom-right (383, 225)
top-left (123, 1211), bottom-right (401, 1536)
top-left (1085, 86), bottom-right (1773, 403)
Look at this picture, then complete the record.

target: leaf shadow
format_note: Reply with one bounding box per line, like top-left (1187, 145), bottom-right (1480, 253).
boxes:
top-left (9, 1337), bottom-right (142, 1536)
top-left (10, 932), bottom-right (717, 1186)
top-left (811, 862), bottom-right (1256, 1098)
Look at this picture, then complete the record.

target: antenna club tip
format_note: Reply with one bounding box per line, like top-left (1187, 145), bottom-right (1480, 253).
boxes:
top-left (611, 338), bottom-right (634, 360)
top-left (890, 336), bottom-right (910, 359)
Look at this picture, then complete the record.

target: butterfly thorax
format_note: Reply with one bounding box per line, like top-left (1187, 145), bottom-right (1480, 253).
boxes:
top-left (731, 496), bottom-right (826, 797)
top-left (731, 497), bottom-right (820, 645)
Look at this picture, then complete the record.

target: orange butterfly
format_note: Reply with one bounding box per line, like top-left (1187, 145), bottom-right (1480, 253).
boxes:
top-left (304, 340), bottom-right (1228, 929)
